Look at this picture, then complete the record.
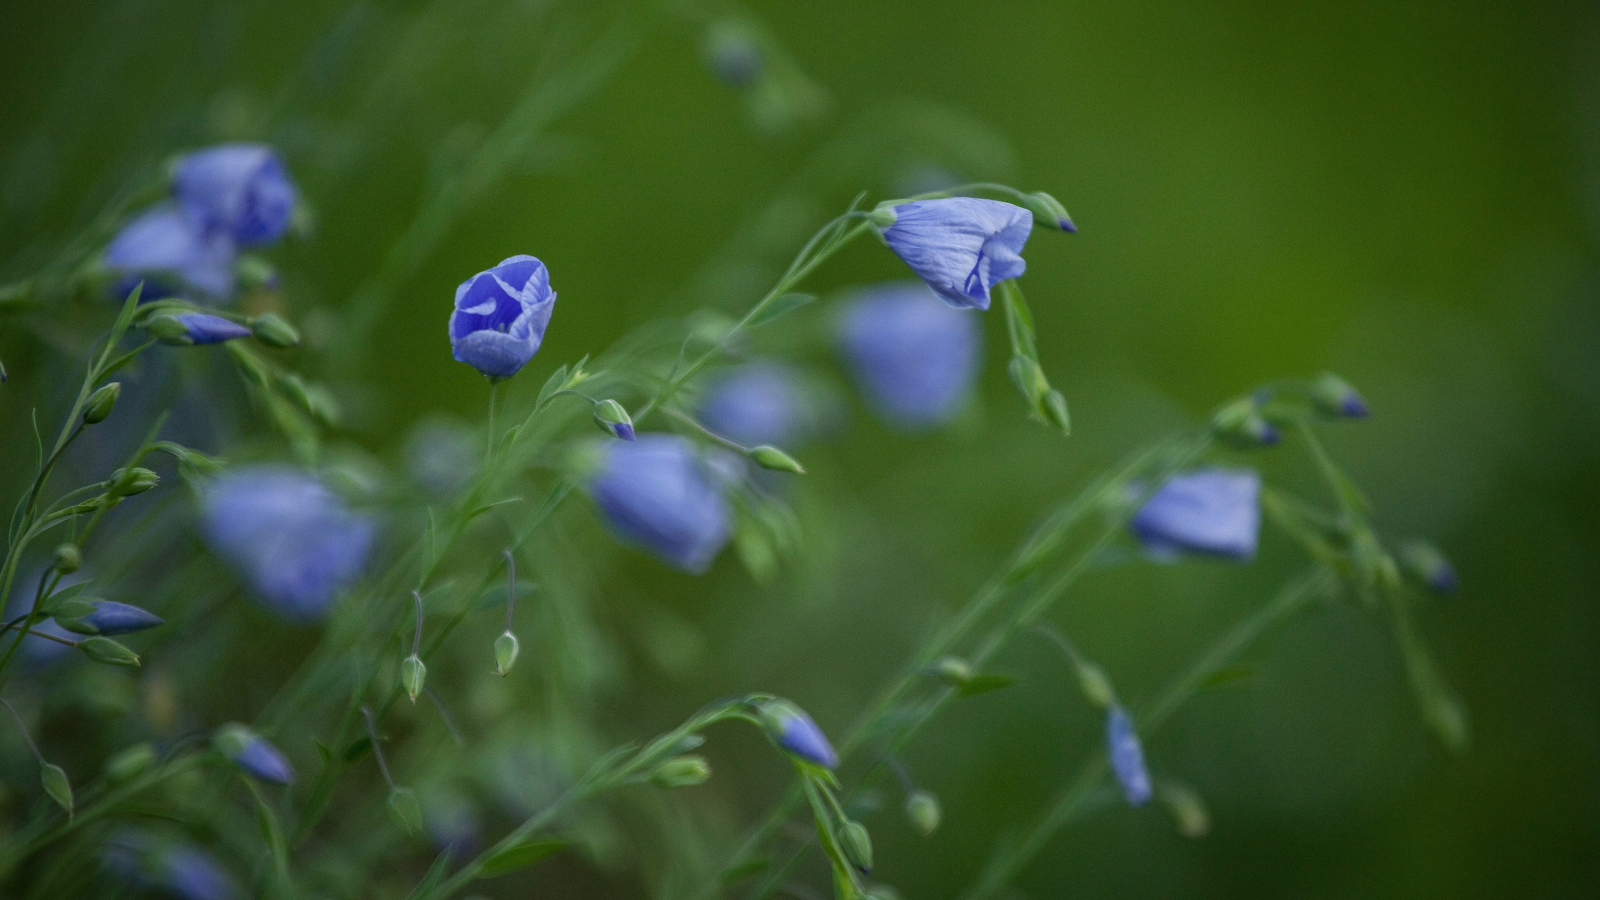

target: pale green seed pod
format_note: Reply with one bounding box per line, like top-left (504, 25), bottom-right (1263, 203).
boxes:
top-left (400, 654), bottom-right (426, 703)
top-left (53, 543), bottom-right (81, 574)
top-left (839, 820), bottom-right (873, 875)
top-left (250, 313), bottom-right (300, 348)
top-left (79, 636), bottom-right (140, 667)
top-left (905, 789), bottom-right (941, 836)
top-left (748, 445), bottom-right (805, 475)
top-left (650, 755), bottom-right (713, 788)
top-left (83, 382), bottom-right (121, 424)
top-left (494, 631), bottom-right (520, 677)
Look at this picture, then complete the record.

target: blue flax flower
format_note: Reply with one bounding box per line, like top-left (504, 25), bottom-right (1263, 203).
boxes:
top-left (1106, 706), bottom-right (1152, 806)
top-left (698, 362), bottom-right (806, 448)
top-left (104, 205), bottom-right (236, 300)
top-left (1130, 468), bottom-right (1261, 562)
top-left (175, 313), bottom-right (252, 344)
top-left (160, 846), bottom-right (240, 900)
top-left (448, 255), bottom-right (557, 380)
top-left (201, 466), bottom-right (374, 621)
top-left (71, 600), bottom-right (164, 635)
top-left (216, 723), bottom-right (296, 785)
top-left (173, 143), bottom-right (297, 247)
top-left (587, 434), bottom-right (732, 573)
top-left (839, 281), bottom-right (981, 428)
top-left (878, 197), bottom-right (1032, 310)
top-left (757, 699), bottom-right (839, 769)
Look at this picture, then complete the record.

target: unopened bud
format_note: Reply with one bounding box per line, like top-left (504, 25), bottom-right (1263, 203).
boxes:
top-left (931, 656), bottom-right (974, 687)
top-left (400, 654), bottom-right (426, 703)
top-left (1073, 659), bottom-right (1116, 711)
top-left (1043, 389), bottom-right (1071, 434)
top-left (388, 786), bottom-right (425, 836)
top-left (651, 754), bottom-right (713, 788)
top-left (871, 202), bottom-right (901, 229)
top-left (494, 630), bottom-right (519, 676)
top-left (905, 790), bottom-right (941, 836)
top-left (748, 445), bottom-right (804, 475)
top-left (592, 399), bottom-right (636, 441)
top-left (41, 763), bottom-right (72, 817)
top-left (143, 314), bottom-right (195, 345)
top-left (107, 467), bottom-right (159, 497)
top-left (1210, 397), bottom-right (1279, 449)
top-left (53, 543), bottom-right (81, 574)
top-left (1309, 372), bottom-right (1369, 419)
top-left (249, 313), bottom-right (300, 348)
top-left (104, 743), bottom-right (157, 784)
top-left (83, 382), bottom-right (121, 424)
top-left (1008, 355), bottom-right (1049, 403)
top-left (1022, 191), bottom-right (1077, 233)
top-left (79, 636), bottom-right (140, 667)
top-left (839, 820), bottom-right (873, 875)
top-left (1158, 783), bottom-right (1210, 838)
top-left (1400, 539), bottom-right (1458, 595)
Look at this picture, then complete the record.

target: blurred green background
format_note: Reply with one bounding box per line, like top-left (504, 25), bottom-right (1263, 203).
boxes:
top-left (2, 0), bottom-right (1597, 896)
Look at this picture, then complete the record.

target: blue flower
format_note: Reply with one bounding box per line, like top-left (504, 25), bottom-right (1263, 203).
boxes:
top-left (104, 205), bottom-right (236, 300)
top-left (1106, 706), bottom-right (1152, 807)
top-left (172, 144), bottom-right (297, 247)
top-left (70, 600), bottom-right (164, 636)
top-left (423, 789), bottom-right (482, 856)
top-left (160, 846), bottom-right (240, 900)
top-left (448, 255), bottom-right (557, 380)
top-left (586, 435), bottom-right (732, 573)
top-left (698, 362), bottom-right (806, 448)
top-left (877, 197), bottom-right (1032, 310)
top-left (201, 466), bottom-right (374, 621)
top-left (1129, 468), bottom-right (1261, 562)
top-left (234, 735), bottom-right (295, 785)
top-left (839, 282), bottom-right (982, 428)
top-left (174, 313), bottom-right (252, 345)
top-left (757, 699), bottom-right (839, 769)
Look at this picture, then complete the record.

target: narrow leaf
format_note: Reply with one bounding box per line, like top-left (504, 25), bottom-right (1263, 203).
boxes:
top-left (477, 838), bottom-right (569, 877)
top-left (41, 763), bottom-right (72, 818)
top-left (746, 292), bottom-right (814, 328)
top-left (957, 674), bottom-right (1019, 698)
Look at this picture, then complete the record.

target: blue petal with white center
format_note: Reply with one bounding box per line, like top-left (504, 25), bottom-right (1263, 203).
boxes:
top-left (448, 255), bottom-right (557, 380)
top-left (1130, 468), bottom-right (1261, 562)
top-left (879, 197), bottom-right (1032, 310)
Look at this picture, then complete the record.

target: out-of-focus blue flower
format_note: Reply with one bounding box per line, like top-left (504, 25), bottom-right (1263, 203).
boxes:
top-left (173, 144), bottom-right (297, 247)
top-left (1106, 706), bottom-right (1151, 807)
top-left (174, 313), bottom-right (252, 345)
top-left (1401, 539), bottom-right (1458, 595)
top-left (839, 282), bottom-right (981, 429)
top-left (69, 600), bottom-right (164, 636)
top-left (404, 416), bottom-right (479, 498)
top-left (704, 20), bottom-right (763, 86)
top-left (1129, 468), bottom-right (1261, 562)
top-left (423, 789), bottom-right (482, 856)
top-left (448, 255), bottom-right (557, 380)
top-left (104, 205), bottom-right (236, 300)
top-left (586, 435), bottom-right (732, 573)
top-left (877, 197), bottom-right (1032, 310)
top-left (235, 736), bottom-right (295, 785)
top-left (698, 362), bottom-right (806, 448)
top-left (201, 466), bottom-right (374, 621)
top-left (757, 699), bottom-right (839, 769)
top-left (160, 845), bottom-right (239, 900)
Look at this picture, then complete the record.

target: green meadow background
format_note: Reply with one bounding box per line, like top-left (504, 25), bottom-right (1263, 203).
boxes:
top-left (2, 0), bottom-right (1596, 896)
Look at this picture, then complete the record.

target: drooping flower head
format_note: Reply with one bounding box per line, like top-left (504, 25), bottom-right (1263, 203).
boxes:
top-left (1106, 706), bottom-right (1152, 806)
top-left (586, 434), bottom-right (732, 573)
top-left (448, 255), bottom-right (558, 380)
top-left (839, 281), bottom-right (981, 429)
top-left (698, 362), bottom-right (807, 449)
top-left (756, 699), bottom-right (839, 769)
top-left (877, 197), bottom-right (1032, 310)
top-left (173, 143), bottom-right (298, 247)
top-left (1129, 468), bottom-right (1261, 562)
top-left (104, 205), bottom-right (237, 300)
top-left (201, 466), bottom-right (374, 621)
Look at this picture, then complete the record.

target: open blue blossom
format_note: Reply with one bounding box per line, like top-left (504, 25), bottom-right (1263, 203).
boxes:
top-left (757, 699), bottom-right (839, 769)
top-left (1106, 706), bottom-right (1152, 806)
top-left (698, 362), bottom-right (806, 448)
top-left (877, 197), bottom-right (1032, 310)
top-left (160, 846), bottom-right (240, 900)
top-left (173, 144), bottom-right (297, 247)
top-left (839, 281), bottom-right (981, 429)
top-left (67, 600), bottom-right (164, 636)
top-left (1129, 468), bottom-right (1261, 562)
top-left (104, 205), bottom-right (236, 300)
top-left (201, 466), bottom-right (374, 621)
top-left (174, 313), bottom-right (252, 345)
top-left (448, 255), bottom-right (557, 380)
top-left (586, 434), bottom-right (732, 573)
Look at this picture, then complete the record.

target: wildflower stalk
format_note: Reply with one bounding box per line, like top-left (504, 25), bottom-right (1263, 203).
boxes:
top-left (959, 566), bottom-right (1336, 900)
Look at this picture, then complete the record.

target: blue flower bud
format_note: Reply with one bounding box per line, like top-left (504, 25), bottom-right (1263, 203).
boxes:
top-left (592, 399), bottom-right (636, 441)
top-left (159, 845), bottom-right (240, 900)
top-left (876, 197), bottom-right (1032, 310)
top-left (1130, 469), bottom-right (1262, 562)
top-left (169, 313), bottom-right (252, 345)
top-left (448, 255), bottom-right (557, 380)
top-left (1021, 191), bottom-right (1077, 233)
top-left (1210, 398), bottom-right (1280, 448)
top-left (586, 435), bottom-right (732, 573)
top-left (698, 362), bottom-right (808, 449)
top-left (56, 599), bottom-right (163, 636)
top-left (200, 466), bottom-right (374, 621)
top-left (839, 282), bottom-right (981, 429)
top-left (756, 699), bottom-right (839, 769)
top-left (1105, 706), bottom-right (1151, 807)
top-left (172, 143), bottom-right (298, 247)
top-left (1310, 372), bottom-right (1369, 419)
top-left (104, 205), bottom-right (237, 300)
top-left (214, 723), bottom-right (296, 785)
top-left (703, 19), bottom-right (763, 87)
top-left (1400, 539), bottom-right (1459, 595)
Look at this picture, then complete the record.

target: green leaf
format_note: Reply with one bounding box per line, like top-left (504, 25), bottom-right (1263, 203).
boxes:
top-left (1199, 664), bottom-right (1255, 691)
top-left (40, 763), bottom-right (72, 818)
top-left (343, 736), bottom-right (372, 764)
top-left (477, 838), bottom-right (569, 877)
top-left (78, 636), bottom-right (139, 667)
top-left (536, 364), bottom-right (569, 408)
top-left (746, 292), bottom-right (814, 328)
top-left (720, 856), bottom-right (771, 886)
top-left (388, 787), bottom-right (425, 837)
top-left (957, 674), bottom-right (1018, 698)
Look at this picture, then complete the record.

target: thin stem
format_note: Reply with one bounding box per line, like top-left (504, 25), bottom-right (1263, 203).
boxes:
top-left (502, 549), bottom-right (516, 633)
top-left (410, 591), bottom-right (424, 657)
top-left (0, 698), bottom-right (45, 763)
top-left (486, 381), bottom-right (499, 462)
top-left (361, 707), bottom-right (395, 790)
